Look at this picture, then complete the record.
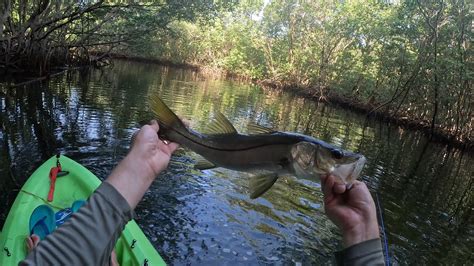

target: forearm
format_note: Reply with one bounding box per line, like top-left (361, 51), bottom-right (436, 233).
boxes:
top-left (106, 152), bottom-right (156, 210)
top-left (343, 216), bottom-right (380, 248)
top-left (20, 182), bottom-right (133, 266)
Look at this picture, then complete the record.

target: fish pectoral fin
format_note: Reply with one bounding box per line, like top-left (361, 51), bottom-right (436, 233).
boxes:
top-left (194, 157), bottom-right (217, 170)
top-left (204, 111), bottom-right (238, 135)
top-left (249, 173), bottom-right (279, 199)
top-left (247, 122), bottom-right (275, 135)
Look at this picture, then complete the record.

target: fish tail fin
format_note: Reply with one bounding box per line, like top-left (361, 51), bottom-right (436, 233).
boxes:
top-left (149, 94), bottom-right (186, 131)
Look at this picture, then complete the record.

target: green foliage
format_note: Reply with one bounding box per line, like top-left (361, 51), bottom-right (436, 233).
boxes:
top-left (134, 0), bottom-right (471, 141)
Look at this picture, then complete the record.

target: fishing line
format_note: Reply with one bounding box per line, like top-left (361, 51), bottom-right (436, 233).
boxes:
top-left (375, 191), bottom-right (390, 266)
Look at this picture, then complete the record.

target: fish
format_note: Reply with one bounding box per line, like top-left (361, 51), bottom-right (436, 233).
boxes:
top-left (150, 95), bottom-right (366, 199)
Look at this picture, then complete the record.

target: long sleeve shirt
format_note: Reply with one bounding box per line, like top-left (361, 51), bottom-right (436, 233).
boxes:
top-left (335, 238), bottom-right (385, 265)
top-left (21, 182), bottom-right (133, 266)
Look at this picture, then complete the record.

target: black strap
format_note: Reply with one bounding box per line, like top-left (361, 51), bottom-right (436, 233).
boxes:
top-left (4, 247), bottom-right (11, 257)
top-left (56, 153), bottom-right (61, 167)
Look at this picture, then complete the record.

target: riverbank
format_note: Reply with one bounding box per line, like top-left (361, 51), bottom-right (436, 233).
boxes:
top-left (107, 54), bottom-right (473, 150)
top-left (258, 80), bottom-right (473, 151)
top-left (7, 51), bottom-right (470, 150)
top-left (106, 53), bottom-right (201, 71)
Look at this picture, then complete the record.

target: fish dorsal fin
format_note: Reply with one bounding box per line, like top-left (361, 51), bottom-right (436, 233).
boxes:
top-left (250, 173), bottom-right (279, 199)
top-left (149, 94), bottom-right (184, 128)
top-left (204, 111), bottom-right (238, 135)
top-left (247, 122), bottom-right (275, 135)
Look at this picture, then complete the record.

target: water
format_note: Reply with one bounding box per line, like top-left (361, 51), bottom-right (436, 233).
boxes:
top-left (1, 61), bottom-right (472, 264)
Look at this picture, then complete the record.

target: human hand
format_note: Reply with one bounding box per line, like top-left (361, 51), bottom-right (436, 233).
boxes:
top-left (107, 120), bottom-right (178, 209)
top-left (321, 175), bottom-right (379, 248)
top-left (127, 120), bottom-right (179, 180)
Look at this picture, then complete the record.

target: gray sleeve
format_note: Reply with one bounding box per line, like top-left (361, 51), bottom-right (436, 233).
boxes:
top-left (334, 238), bottom-right (385, 266)
top-left (20, 181), bottom-right (133, 266)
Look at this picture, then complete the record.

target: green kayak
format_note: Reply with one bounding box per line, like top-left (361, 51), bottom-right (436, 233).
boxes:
top-left (0, 155), bottom-right (166, 265)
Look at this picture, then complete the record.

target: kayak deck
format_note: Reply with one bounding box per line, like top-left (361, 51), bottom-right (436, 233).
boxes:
top-left (0, 155), bottom-right (165, 265)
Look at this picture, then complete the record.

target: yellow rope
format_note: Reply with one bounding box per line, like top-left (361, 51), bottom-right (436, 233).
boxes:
top-left (19, 190), bottom-right (67, 210)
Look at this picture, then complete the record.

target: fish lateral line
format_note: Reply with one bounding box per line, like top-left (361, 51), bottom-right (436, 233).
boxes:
top-left (161, 124), bottom-right (301, 152)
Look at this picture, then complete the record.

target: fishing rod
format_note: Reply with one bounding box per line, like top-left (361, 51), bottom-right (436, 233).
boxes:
top-left (375, 191), bottom-right (391, 266)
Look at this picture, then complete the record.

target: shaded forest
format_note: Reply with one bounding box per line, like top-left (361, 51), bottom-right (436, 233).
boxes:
top-left (0, 0), bottom-right (234, 73)
top-left (0, 0), bottom-right (472, 147)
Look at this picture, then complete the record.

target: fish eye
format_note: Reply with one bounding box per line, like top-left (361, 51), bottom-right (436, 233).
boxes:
top-left (331, 149), bottom-right (344, 159)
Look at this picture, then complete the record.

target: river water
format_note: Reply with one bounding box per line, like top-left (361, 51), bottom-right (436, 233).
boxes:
top-left (0, 61), bottom-right (472, 265)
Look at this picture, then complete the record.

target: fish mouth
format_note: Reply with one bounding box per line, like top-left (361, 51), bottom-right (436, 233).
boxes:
top-left (331, 155), bottom-right (366, 184)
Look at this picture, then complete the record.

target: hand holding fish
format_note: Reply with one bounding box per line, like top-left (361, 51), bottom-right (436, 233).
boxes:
top-left (107, 120), bottom-right (179, 209)
top-left (129, 120), bottom-right (179, 177)
top-left (321, 174), bottom-right (380, 248)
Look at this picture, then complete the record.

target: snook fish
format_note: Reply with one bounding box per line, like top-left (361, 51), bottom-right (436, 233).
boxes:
top-left (151, 96), bottom-right (366, 199)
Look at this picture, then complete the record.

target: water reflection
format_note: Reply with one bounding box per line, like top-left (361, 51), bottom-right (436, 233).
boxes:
top-left (0, 60), bottom-right (472, 264)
